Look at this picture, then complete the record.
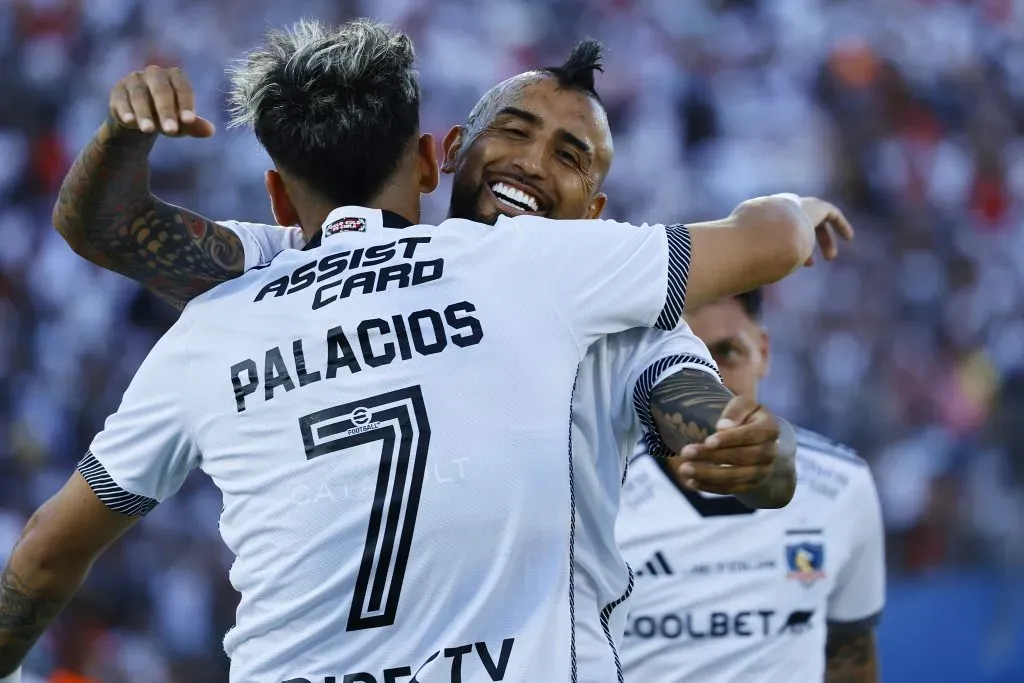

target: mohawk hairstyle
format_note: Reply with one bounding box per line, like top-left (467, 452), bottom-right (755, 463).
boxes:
top-left (541, 38), bottom-right (605, 101)
top-left (463, 38), bottom-right (606, 136)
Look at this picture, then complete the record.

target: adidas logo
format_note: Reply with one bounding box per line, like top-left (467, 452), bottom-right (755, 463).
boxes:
top-left (633, 550), bottom-right (673, 578)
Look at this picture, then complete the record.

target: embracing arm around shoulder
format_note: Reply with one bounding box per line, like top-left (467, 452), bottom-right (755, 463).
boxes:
top-left (684, 195), bottom-right (854, 310)
top-left (646, 367), bottom-right (797, 508)
top-left (53, 115), bottom-right (245, 310)
top-left (0, 473), bottom-right (138, 676)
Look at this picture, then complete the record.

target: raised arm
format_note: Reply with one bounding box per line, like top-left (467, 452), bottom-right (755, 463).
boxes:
top-left (647, 367), bottom-right (797, 509)
top-left (684, 195), bottom-right (854, 311)
top-left (0, 473), bottom-right (138, 676)
top-left (53, 66), bottom-right (244, 310)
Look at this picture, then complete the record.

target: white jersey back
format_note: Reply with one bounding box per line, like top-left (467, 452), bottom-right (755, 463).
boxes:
top-left (616, 428), bottom-right (885, 683)
top-left (81, 207), bottom-right (694, 683)
top-left (219, 219), bottom-right (722, 683)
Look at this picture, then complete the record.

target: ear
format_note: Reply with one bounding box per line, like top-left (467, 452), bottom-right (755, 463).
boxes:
top-left (585, 192), bottom-right (608, 219)
top-left (757, 326), bottom-right (771, 380)
top-left (440, 125), bottom-right (464, 175)
top-left (417, 133), bottom-right (440, 194)
top-left (265, 170), bottom-right (299, 227)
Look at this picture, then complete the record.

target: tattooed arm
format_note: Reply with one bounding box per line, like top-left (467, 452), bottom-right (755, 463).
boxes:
top-left (53, 67), bottom-right (244, 310)
top-left (825, 628), bottom-right (879, 683)
top-left (52, 114), bottom-right (244, 310)
top-left (648, 368), bottom-right (797, 509)
top-left (0, 474), bottom-right (137, 675)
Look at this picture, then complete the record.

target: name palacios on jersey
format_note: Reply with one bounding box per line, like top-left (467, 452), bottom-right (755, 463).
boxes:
top-left (280, 636), bottom-right (515, 683)
top-left (231, 235), bottom-right (484, 413)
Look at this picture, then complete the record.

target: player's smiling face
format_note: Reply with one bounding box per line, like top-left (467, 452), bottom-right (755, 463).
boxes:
top-left (443, 74), bottom-right (612, 224)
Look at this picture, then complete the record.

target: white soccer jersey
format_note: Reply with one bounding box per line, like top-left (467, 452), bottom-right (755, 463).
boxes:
top-left (616, 428), bottom-right (885, 683)
top-left (222, 219), bottom-right (723, 683)
top-left (82, 207), bottom-right (694, 683)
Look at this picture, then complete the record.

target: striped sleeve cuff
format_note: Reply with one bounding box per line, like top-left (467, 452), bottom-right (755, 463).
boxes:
top-left (654, 225), bottom-right (693, 331)
top-left (78, 451), bottom-right (159, 517)
top-left (632, 354), bottom-right (722, 458)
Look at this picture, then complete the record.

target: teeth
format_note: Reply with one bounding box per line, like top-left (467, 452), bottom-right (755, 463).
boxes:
top-left (491, 182), bottom-right (539, 212)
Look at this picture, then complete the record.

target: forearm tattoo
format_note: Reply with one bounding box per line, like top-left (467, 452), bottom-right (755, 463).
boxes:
top-left (648, 368), bottom-right (733, 455)
top-left (0, 567), bottom-right (68, 676)
top-left (825, 629), bottom-right (879, 683)
top-left (648, 369), bottom-right (794, 507)
top-left (53, 115), bottom-right (244, 309)
top-left (736, 418), bottom-right (796, 508)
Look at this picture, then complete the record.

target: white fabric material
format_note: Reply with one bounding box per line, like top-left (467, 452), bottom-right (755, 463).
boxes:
top-left (617, 428), bottom-right (886, 682)
top-left (83, 208), bottom-right (694, 683)
top-left (225, 217), bottom-right (720, 682)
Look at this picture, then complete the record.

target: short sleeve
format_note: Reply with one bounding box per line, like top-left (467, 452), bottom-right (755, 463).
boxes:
top-left (78, 320), bottom-right (199, 516)
top-left (218, 220), bottom-right (306, 271)
top-left (827, 470), bottom-right (886, 628)
top-left (510, 216), bottom-right (692, 347)
top-left (621, 326), bottom-right (722, 459)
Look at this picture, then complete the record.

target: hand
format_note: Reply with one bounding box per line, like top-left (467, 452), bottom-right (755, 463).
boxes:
top-left (109, 66), bottom-right (215, 138)
top-left (675, 395), bottom-right (779, 495)
top-left (797, 196), bottom-right (854, 266)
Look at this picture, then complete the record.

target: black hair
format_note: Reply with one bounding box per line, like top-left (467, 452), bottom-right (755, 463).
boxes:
top-left (735, 288), bottom-right (763, 319)
top-left (229, 19), bottom-right (420, 207)
top-left (541, 38), bottom-right (605, 101)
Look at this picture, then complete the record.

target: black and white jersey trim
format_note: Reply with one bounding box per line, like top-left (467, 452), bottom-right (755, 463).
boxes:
top-left (568, 366), bottom-right (581, 683)
top-left (600, 564), bottom-right (635, 683)
top-left (654, 225), bottom-right (693, 331)
top-left (633, 354), bottom-right (721, 459)
top-left (77, 451), bottom-right (158, 517)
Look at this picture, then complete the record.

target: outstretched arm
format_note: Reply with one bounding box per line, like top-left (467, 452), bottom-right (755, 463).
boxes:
top-left (0, 474), bottom-right (137, 676)
top-left (647, 368), bottom-right (797, 509)
top-left (52, 67), bottom-right (243, 310)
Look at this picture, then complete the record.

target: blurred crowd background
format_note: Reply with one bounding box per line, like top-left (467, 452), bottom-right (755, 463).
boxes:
top-left (0, 0), bottom-right (1022, 680)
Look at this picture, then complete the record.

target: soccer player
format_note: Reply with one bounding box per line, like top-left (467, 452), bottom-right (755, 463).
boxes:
top-left (14, 22), bottom-right (850, 683)
top-left (616, 288), bottom-right (885, 683)
top-left (0, 21), bottom-right (793, 683)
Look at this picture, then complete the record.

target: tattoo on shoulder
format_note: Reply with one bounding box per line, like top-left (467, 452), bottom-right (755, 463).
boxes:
top-left (825, 628), bottom-right (878, 683)
top-left (648, 368), bottom-right (732, 455)
top-left (53, 115), bottom-right (245, 308)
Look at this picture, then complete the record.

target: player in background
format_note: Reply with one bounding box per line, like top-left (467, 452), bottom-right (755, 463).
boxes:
top-left (27, 25), bottom-right (852, 683)
top-left (617, 288), bottom-right (884, 683)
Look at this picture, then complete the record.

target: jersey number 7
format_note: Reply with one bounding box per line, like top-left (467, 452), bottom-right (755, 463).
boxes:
top-left (298, 386), bottom-right (431, 631)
